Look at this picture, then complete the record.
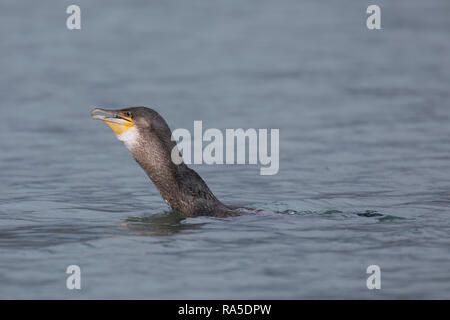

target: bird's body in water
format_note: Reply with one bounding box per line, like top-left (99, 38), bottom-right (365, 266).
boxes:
top-left (91, 107), bottom-right (245, 217)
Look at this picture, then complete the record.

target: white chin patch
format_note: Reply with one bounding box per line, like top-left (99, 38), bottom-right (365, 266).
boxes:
top-left (116, 126), bottom-right (139, 149)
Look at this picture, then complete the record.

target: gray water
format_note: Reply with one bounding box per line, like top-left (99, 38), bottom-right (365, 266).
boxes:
top-left (1, 0), bottom-right (449, 299)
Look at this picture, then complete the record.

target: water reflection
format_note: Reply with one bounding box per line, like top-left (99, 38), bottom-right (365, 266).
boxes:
top-left (118, 211), bottom-right (207, 236)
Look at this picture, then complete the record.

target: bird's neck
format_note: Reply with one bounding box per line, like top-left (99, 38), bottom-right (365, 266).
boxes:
top-left (127, 137), bottom-right (225, 216)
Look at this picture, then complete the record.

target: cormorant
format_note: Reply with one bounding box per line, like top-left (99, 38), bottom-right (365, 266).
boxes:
top-left (91, 107), bottom-right (244, 217)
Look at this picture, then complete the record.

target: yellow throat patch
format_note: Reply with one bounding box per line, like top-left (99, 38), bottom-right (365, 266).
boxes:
top-left (104, 119), bottom-right (134, 135)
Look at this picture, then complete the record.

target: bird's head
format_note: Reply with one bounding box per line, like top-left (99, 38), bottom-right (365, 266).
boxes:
top-left (91, 106), bottom-right (178, 159)
top-left (91, 107), bottom-right (154, 134)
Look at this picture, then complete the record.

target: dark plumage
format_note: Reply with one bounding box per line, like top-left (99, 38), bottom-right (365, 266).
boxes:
top-left (92, 107), bottom-right (242, 217)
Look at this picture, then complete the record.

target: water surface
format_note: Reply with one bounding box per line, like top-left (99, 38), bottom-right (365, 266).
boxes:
top-left (0, 0), bottom-right (449, 299)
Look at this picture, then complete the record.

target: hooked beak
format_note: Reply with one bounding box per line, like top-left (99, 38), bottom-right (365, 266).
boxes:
top-left (91, 108), bottom-right (134, 135)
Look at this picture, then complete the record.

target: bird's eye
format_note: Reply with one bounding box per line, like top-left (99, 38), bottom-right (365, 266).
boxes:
top-left (125, 112), bottom-right (132, 118)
